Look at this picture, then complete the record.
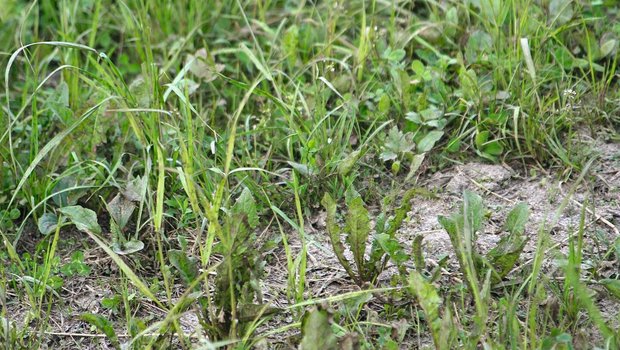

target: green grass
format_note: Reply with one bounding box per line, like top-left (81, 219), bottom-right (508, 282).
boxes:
top-left (1, 0), bottom-right (620, 349)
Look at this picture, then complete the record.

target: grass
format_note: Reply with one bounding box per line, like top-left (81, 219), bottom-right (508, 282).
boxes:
top-left (1, 0), bottom-right (620, 349)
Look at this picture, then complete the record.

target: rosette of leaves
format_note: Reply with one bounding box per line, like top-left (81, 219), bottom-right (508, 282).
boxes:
top-left (321, 189), bottom-right (419, 286)
top-left (104, 177), bottom-right (145, 255)
top-left (438, 191), bottom-right (530, 283)
top-left (213, 188), bottom-right (272, 332)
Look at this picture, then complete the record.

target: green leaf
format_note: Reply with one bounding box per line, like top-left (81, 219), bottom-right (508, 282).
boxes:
top-left (380, 126), bottom-right (415, 162)
top-left (417, 131), bottom-right (444, 153)
top-left (409, 271), bottom-right (444, 349)
top-left (168, 249), bottom-right (199, 289)
top-left (321, 193), bottom-right (356, 282)
top-left (233, 187), bottom-right (259, 229)
top-left (81, 313), bottom-right (120, 350)
top-left (549, 0), bottom-right (573, 25)
top-left (385, 48), bottom-right (406, 62)
top-left (299, 307), bottom-right (338, 350)
top-left (287, 161), bottom-right (318, 177)
top-left (503, 202), bottom-right (530, 235)
top-left (344, 196), bottom-right (371, 279)
top-left (338, 150), bottom-right (362, 176)
top-left (375, 234), bottom-right (406, 262)
top-left (38, 212), bottom-right (61, 236)
top-left (599, 34), bottom-right (617, 58)
top-left (600, 279), bottom-right (620, 300)
top-left (239, 43), bottom-right (273, 81)
top-left (463, 190), bottom-right (484, 236)
top-left (59, 205), bottom-right (101, 235)
top-left (106, 193), bottom-right (135, 229)
top-left (486, 232), bottom-right (527, 281)
top-left (111, 240), bottom-right (144, 255)
top-left (412, 234), bottom-right (425, 271)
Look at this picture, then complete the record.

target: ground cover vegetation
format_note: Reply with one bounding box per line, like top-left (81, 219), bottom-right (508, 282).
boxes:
top-left (1, 0), bottom-right (620, 348)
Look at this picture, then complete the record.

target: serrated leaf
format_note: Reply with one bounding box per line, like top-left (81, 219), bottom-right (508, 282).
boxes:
top-left (299, 307), bottom-right (338, 350)
top-left (418, 131), bottom-right (444, 153)
top-left (106, 193), bottom-right (135, 229)
top-left (344, 196), bottom-right (371, 279)
top-left (168, 249), bottom-right (199, 289)
top-left (59, 205), bottom-right (101, 235)
top-left (38, 213), bottom-right (60, 235)
top-left (412, 234), bottom-right (425, 271)
top-left (81, 313), bottom-right (120, 350)
top-left (321, 193), bottom-right (355, 282)
top-left (233, 187), bottom-right (259, 229)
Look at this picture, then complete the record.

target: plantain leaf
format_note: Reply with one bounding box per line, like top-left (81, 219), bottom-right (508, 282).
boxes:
top-left (59, 205), bottom-right (101, 235)
top-left (299, 307), bottom-right (338, 350)
top-left (38, 212), bottom-right (61, 235)
top-left (106, 193), bottom-right (135, 229)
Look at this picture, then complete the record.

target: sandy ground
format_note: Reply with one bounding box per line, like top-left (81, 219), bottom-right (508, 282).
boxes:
top-left (5, 139), bottom-right (620, 349)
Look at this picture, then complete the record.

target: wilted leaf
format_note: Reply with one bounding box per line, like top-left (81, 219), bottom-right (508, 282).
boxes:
top-left (405, 154), bottom-right (425, 182)
top-left (237, 303), bottom-right (282, 322)
top-left (59, 206), bottom-right (101, 235)
top-left (299, 307), bottom-right (337, 350)
top-left (38, 212), bottom-right (61, 235)
top-left (186, 48), bottom-right (224, 83)
top-left (81, 313), bottom-right (120, 350)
